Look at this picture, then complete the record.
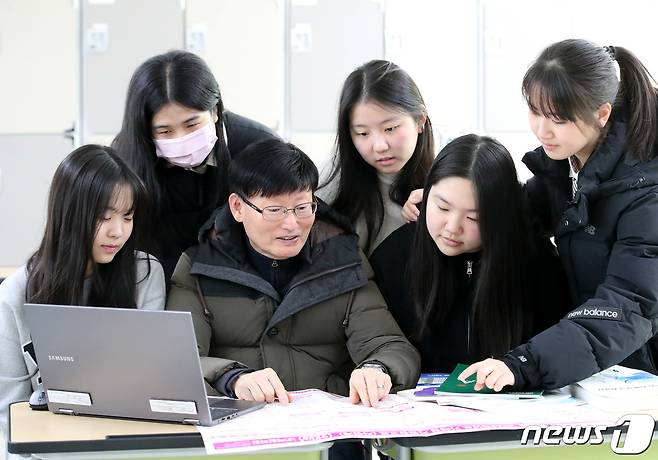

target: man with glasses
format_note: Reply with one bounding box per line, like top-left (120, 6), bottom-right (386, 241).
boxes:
top-left (167, 139), bottom-right (419, 425)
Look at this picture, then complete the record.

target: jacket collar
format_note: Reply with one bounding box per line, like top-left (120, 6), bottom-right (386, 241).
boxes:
top-left (197, 199), bottom-right (349, 263)
top-left (190, 200), bottom-right (365, 308)
top-left (524, 119), bottom-right (658, 235)
top-left (523, 119), bottom-right (658, 196)
top-left (522, 119), bottom-right (630, 186)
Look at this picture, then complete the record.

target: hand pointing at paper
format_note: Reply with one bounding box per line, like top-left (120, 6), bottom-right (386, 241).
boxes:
top-left (459, 358), bottom-right (515, 392)
top-left (234, 368), bottom-right (292, 404)
top-left (349, 365), bottom-right (392, 408)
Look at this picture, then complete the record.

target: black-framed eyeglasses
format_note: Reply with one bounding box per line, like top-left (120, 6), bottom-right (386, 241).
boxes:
top-left (240, 195), bottom-right (318, 221)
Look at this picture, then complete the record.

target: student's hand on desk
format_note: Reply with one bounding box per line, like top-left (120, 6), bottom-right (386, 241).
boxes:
top-left (234, 368), bottom-right (292, 405)
top-left (402, 188), bottom-right (423, 223)
top-left (459, 358), bottom-right (515, 392)
top-left (349, 368), bottom-right (392, 408)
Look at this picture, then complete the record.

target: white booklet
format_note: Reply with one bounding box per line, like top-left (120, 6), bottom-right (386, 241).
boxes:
top-left (570, 365), bottom-right (658, 411)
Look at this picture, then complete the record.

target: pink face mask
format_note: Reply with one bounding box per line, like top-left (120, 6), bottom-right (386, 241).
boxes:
top-left (153, 120), bottom-right (218, 168)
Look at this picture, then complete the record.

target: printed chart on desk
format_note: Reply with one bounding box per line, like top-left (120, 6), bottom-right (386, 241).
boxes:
top-left (197, 388), bottom-right (619, 454)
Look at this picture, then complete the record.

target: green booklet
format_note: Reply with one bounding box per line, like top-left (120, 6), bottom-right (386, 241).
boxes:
top-left (436, 363), bottom-right (543, 398)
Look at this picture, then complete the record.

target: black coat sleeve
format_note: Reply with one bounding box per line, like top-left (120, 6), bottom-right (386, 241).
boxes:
top-left (504, 191), bottom-right (658, 389)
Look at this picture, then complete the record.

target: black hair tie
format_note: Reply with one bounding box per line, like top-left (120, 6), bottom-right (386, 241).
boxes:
top-left (604, 45), bottom-right (616, 61)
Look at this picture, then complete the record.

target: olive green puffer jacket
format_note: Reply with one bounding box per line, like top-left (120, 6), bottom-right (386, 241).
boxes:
top-left (166, 203), bottom-right (420, 395)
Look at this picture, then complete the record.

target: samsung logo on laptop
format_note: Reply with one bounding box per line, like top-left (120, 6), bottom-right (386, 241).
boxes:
top-left (48, 355), bottom-right (75, 362)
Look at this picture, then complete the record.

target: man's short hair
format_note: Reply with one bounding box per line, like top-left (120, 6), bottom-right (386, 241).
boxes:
top-left (228, 139), bottom-right (319, 198)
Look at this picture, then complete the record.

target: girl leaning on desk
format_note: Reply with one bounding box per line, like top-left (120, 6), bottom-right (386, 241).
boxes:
top-left (461, 39), bottom-right (658, 391)
top-left (0, 145), bottom-right (165, 439)
top-left (112, 50), bottom-right (278, 282)
top-left (371, 134), bottom-right (571, 374)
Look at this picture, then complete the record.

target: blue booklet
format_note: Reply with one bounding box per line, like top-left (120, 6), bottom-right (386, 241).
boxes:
top-left (417, 373), bottom-right (449, 387)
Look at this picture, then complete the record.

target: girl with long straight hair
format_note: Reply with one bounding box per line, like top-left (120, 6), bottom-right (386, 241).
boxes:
top-left (320, 59), bottom-right (433, 256)
top-left (462, 39), bottom-right (658, 391)
top-left (0, 145), bottom-right (165, 436)
top-left (371, 134), bottom-right (569, 372)
top-left (113, 50), bottom-right (277, 280)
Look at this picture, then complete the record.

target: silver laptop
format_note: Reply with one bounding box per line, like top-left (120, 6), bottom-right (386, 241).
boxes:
top-left (23, 304), bottom-right (265, 426)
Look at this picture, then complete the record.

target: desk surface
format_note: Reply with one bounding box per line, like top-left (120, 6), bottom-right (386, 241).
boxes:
top-left (8, 402), bottom-right (332, 459)
top-left (9, 401), bottom-right (202, 454)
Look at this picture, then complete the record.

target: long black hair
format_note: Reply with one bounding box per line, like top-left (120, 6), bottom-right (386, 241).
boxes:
top-left (26, 145), bottom-right (149, 308)
top-left (412, 134), bottom-right (535, 358)
top-left (112, 50), bottom-right (227, 241)
top-left (523, 38), bottom-right (658, 161)
top-left (322, 60), bottom-right (433, 253)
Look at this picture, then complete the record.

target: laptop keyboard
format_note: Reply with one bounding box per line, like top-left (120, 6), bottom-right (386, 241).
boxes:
top-left (208, 399), bottom-right (238, 421)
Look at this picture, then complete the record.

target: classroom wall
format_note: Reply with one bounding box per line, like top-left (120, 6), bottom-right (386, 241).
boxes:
top-left (185, 0), bottom-right (282, 130)
top-left (0, 0), bottom-right (77, 267)
top-left (0, 0), bottom-right (77, 133)
top-left (2, 0), bottom-right (658, 267)
top-left (83, 0), bottom-right (184, 139)
top-left (483, 0), bottom-right (658, 180)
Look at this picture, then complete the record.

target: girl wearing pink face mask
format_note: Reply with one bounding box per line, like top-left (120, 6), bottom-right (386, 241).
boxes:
top-left (113, 50), bottom-right (278, 282)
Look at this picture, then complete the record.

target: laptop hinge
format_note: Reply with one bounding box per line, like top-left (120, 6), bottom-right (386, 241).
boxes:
top-left (182, 418), bottom-right (200, 425)
top-left (58, 408), bottom-right (76, 415)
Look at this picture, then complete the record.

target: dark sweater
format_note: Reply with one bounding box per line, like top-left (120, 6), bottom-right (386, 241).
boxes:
top-left (245, 241), bottom-right (302, 297)
top-left (371, 223), bottom-right (570, 374)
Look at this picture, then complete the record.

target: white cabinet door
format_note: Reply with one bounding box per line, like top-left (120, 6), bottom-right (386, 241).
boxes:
top-left (0, 0), bottom-right (77, 266)
top-left (83, 0), bottom-right (184, 139)
top-left (186, 0), bottom-right (282, 132)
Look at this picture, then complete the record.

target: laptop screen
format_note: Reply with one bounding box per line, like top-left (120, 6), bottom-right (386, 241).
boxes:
top-left (23, 304), bottom-right (252, 425)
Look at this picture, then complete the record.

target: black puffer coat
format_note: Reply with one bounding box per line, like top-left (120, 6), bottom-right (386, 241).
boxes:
top-left (503, 118), bottom-right (658, 389)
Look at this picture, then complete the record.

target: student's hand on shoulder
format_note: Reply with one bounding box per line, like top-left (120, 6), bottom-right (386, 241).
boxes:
top-left (349, 367), bottom-right (392, 408)
top-left (234, 368), bottom-right (292, 404)
top-left (458, 358), bottom-right (515, 392)
top-left (402, 188), bottom-right (423, 223)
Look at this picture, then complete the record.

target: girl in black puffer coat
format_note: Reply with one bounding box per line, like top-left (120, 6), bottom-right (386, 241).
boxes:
top-left (462, 39), bottom-right (658, 391)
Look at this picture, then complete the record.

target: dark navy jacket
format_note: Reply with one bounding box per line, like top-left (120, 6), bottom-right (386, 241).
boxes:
top-left (503, 118), bottom-right (658, 389)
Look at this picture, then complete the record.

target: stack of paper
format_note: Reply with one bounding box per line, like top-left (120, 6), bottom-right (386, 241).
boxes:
top-left (570, 365), bottom-right (658, 411)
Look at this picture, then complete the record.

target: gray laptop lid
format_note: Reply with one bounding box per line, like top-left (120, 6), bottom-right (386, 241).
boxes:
top-left (23, 304), bottom-right (263, 426)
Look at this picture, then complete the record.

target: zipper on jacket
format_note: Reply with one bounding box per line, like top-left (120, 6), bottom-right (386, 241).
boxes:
top-left (342, 290), bottom-right (357, 328)
top-left (466, 259), bottom-right (473, 351)
top-left (195, 277), bottom-right (214, 321)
